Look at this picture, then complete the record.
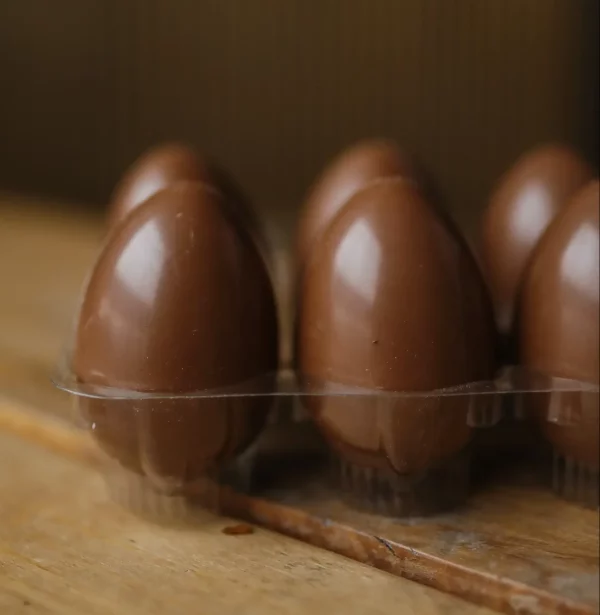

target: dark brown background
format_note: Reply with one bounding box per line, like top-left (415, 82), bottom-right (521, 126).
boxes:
top-left (0, 0), bottom-right (598, 232)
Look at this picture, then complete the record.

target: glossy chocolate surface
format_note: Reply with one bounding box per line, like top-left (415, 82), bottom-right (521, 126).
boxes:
top-left (480, 144), bottom-right (593, 339)
top-left (520, 180), bottom-right (599, 467)
top-left (298, 178), bottom-right (496, 474)
top-left (74, 182), bottom-right (278, 488)
top-left (108, 143), bottom-right (215, 227)
top-left (108, 143), bottom-right (267, 259)
top-left (295, 139), bottom-right (423, 273)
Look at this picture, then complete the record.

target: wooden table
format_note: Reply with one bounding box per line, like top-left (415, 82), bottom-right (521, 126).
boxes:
top-left (0, 195), bottom-right (498, 615)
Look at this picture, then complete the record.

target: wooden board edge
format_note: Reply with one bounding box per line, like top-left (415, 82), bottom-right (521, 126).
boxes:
top-left (0, 397), bottom-right (595, 615)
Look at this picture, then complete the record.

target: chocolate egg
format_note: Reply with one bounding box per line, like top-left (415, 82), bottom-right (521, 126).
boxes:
top-left (294, 139), bottom-right (424, 272)
top-left (108, 143), bottom-right (214, 226)
top-left (74, 182), bottom-right (278, 493)
top-left (108, 143), bottom-right (266, 257)
top-left (298, 178), bottom-right (496, 515)
top-left (519, 180), bottom-right (599, 505)
top-left (480, 144), bottom-right (593, 342)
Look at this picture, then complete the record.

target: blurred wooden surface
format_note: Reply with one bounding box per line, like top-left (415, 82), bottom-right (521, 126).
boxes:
top-left (0, 194), bottom-right (102, 421)
top-left (0, 426), bottom-right (498, 615)
top-left (0, 196), bottom-right (495, 615)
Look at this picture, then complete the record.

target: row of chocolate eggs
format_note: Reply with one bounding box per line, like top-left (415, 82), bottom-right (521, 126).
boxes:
top-left (295, 140), bottom-right (598, 511)
top-left (70, 140), bottom-right (598, 513)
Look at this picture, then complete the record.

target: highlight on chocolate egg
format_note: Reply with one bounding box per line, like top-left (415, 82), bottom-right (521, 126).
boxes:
top-left (294, 139), bottom-right (427, 274)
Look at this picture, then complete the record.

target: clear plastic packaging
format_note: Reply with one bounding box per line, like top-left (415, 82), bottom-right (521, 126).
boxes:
top-left (53, 359), bottom-right (599, 518)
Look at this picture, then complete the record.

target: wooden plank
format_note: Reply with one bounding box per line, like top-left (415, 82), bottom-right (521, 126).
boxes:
top-left (241, 461), bottom-right (599, 615)
top-left (0, 419), bottom-right (495, 615)
top-left (1, 399), bottom-right (597, 615)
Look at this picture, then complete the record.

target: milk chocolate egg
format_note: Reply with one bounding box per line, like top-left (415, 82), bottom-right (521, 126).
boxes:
top-left (74, 182), bottom-right (278, 494)
top-left (108, 143), bottom-right (214, 226)
top-left (520, 180), bottom-right (599, 506)
top-left (295, 139), bottom-right (425, 272)
top-left (108, 143), bottom-right (265, 256)
top-left (298, 178), bottom-right (496, 515)
top-left (480, 144), bottom-right (593, 343)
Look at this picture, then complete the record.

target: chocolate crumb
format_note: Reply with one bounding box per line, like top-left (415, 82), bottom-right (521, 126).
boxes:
top-left (222, 523), bottom-right (255, 536)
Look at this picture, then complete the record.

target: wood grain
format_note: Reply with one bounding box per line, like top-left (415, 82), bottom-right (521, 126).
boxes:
top-left (241, 462), bottom-right (599, 615)
top-left (0, 418), bottom-right (496, 615)
top-left (1, 396), bottom-right (596, 615)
